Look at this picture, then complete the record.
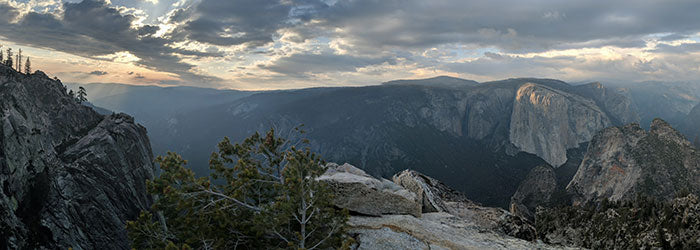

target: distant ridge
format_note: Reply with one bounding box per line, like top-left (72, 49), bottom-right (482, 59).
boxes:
top-left (382, 76), bottom-right (479, 88)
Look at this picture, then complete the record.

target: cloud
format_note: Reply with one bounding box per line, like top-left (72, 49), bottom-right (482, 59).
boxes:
top-left (314, 0), bottom-right (700, 54)
top-left (0, 0), bottom-right (221, 85)
top-left (261, 51), bottom-right (396, 77)
top-left (169, 0), bottom-right (326, 47)
top-left (652, 43), bottom-right (700, 54)
top-left (89, 70), bottom-right (108, 75)
top-left (0, 3), bottom-right (19, 23)
top-left (3, 0), bottom-right (700, 89)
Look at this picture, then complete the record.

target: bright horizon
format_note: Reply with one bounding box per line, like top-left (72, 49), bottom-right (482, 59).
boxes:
top-left (2, 0), bottom-right (700, 91)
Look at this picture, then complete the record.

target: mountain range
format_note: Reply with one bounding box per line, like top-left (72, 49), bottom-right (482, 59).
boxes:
top-left (4, 63), bottom-right (700, 248)
top-left (71, 76), bottom-right (700, 207)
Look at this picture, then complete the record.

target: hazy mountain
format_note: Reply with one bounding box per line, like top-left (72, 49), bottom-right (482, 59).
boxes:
top-left (118, 77), bottom-right (632, 207)
top-left (0, 66), bottom-right (154, 249)
top-left (65, 82), bottom-right (254, 157)
top-left (605, 81), bottom-right (700, 129)
top-left (382, 76), bottom-right (479, 88)
top-left (681, 103), bottom-right (700, 148)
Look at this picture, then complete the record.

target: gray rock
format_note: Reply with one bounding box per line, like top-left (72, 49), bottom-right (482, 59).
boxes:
top-left (392, 169), bottom-right (473, 213)
top-left (0, 65), bottom-right (154, 249)
top-left (348, 213), bottom-right (570, 250)
top-left (567, 119), bottom-right (700, 204)
top-left (510, 83), bottom-right (611, 167)
top-left (392, 169), bottom-right (537, 241)
top-left (318, 163), bottom-right (421, 217)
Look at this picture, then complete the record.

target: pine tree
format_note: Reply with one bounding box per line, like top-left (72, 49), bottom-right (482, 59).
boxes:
top-left (5, 48), bottom-right (12, 68)
top-left (0, 45), bottom-right (4, 63)
top-left (17, 49), bottom-right (22, 74)
top-left (77, 86), bottom-right (87, 103)
top-left (127, 128), bottom-right (349, 249)
top-left (24, 57), bottom-right (31, 75)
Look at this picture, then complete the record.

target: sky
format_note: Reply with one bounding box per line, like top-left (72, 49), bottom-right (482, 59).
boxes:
top-left (1, 0), bottom-right (700, 90)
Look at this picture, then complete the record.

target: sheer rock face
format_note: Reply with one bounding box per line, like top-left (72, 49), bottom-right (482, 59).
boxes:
top-left (510, 83), bottom-right (612, 167)
top-left (567, 119), bottom-right (700, 205)
top-left (509, 165), bottom-right (557, 221)
top-left (0, 65), bottom-right (154, 249)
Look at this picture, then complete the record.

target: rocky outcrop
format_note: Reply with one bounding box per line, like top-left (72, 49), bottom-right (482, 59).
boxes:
top-left (510, 83), bottom-right (611, 167)
top-left (318, 163), bottom-right (421, 217)
top-left (567, 119), bottom-right (700, 205)
top-left (392, 169), bottom-right (473, 213)
top-left (510, 165), bottom-right (558, 221)
top-left (391, 170), bottom-right (536, 240)
top-left (349, 213), bottom-right (562, 250)
top-left (0, 65), bottom-right (154, 249)
top-left (320, 164), bottom-right (543, 247)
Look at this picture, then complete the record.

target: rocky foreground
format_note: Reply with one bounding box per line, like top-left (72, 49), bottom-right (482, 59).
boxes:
top-left (0, 65), bottom-right (154, 249)
top-left (319, 163), bottom-right (568, 249)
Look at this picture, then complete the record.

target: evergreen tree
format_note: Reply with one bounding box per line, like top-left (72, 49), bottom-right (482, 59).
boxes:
top-left (77, 86), bottom-right (87, 103)
top-left (68, 89), bottom-right (75, 99)
top-left (127, 128), bottom-right (349, 249)
top-left (5, 48), bottom-right (12, 68)
top-left (0, 45), bottom-right (4, 63)
top-left (17, 49), bottom-right (22, 74)
top-left (24, 57), bottom-right (31, 75)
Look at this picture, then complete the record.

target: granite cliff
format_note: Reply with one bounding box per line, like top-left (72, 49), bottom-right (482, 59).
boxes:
top-left (0, 65), bottom-right (154, 249)
top-left (567, 119), bottom-right (700, 205)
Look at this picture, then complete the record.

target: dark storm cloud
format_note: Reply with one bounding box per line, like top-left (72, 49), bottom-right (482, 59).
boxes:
top-left (303, 0), bottom-right (700, 54)
top-left (0, 0), bottom-right (221, 85)
top-left (170, 0), bottom-right (328, 47)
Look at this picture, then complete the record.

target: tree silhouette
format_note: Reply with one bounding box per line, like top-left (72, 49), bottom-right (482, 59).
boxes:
top-left (0, 45), bottom-right (3, 63)
top-left (5, 48), bottom-right (12, 68)
top-left (25, 57), bottom-right (31, 75)
top-left (77, 86), bottom-right (88, 103)
top-left (17, 49), bottom-right (22, 74)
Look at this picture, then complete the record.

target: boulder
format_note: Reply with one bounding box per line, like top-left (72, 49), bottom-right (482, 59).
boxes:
top-left (318, 163), bottom-right (421, 217)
